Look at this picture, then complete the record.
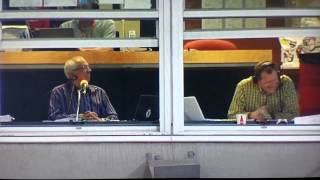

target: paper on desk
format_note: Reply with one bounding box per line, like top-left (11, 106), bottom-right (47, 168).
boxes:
top-left (293, 114), bottom-right (320, 124)
top-left (0, 115), bottom-right (15, 122)
top-left (53, 117), bottom-right (75, 122)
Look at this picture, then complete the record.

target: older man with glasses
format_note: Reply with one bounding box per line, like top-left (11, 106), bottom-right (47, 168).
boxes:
top-left (48, 56), bottom-right (117, 121)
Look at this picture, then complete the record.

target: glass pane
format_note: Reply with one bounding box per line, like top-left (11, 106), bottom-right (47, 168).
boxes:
top-left (185, 0), bottom-right (320, 9)
top-left (183, 37), bottom-right (306, 125)
top-left (2, 0), bottom-right (157, 10)
top-left (1, 19), bottom-right (157, 40)
top-left (183, 0), bottom-right (319, 126)
top-left (0, 48), bottom-right (160, 124)
top-left (0, 1), bottom-right (160, 125)
top-left (185, 17), bottom-right (320, 31)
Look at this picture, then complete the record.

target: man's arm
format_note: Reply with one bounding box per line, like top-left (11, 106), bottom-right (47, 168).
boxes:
top-left (274, 79), bottom-right (299, 120)
top-left (100, 89), bottom-right (118, 118)
top-left (48, 89), bottom-right (70, 120)
top-left (227, 83), bottom-right (246, 119)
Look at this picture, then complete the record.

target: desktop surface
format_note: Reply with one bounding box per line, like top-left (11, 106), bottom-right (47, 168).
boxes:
top-left (0, 120), bottom-right (158, 127)
top-left (3, 119), bottom-right (318, 127)
top-left (185, 119), bottom-right (295, 126)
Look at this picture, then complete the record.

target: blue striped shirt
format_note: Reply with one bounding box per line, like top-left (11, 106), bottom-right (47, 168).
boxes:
top-left (48, 82), bottom-right (117, 120)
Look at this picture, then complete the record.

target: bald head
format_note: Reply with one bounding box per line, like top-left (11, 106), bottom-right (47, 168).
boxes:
top-left (64, 56), bottom-right (88, 79)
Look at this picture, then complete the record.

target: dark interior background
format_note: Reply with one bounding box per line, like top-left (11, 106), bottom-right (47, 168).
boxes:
top-left (0, 66), bottom-right (253, 121)
top-left (0, 68), bottom-right (159, 121)
top-left (184, 67), bottom-right (253, 119)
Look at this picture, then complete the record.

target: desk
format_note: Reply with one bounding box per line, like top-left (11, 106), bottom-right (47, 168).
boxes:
top-left (0, 120), bottom-right (159, 127)
top-left (185, 119), bottom-right (295, 126)
top-left (0, 50), bottom-right (272, 65)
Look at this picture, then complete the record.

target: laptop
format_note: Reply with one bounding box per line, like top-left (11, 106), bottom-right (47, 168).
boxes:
top-left (184, 96), bottom-right (216, 121)
top-left (33, 28), bottom-right (75, 38)
top-left (133, 94), bottom-right (159, 122)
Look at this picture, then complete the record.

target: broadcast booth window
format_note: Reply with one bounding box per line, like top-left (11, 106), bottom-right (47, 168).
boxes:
top-left (170, 0), bottom-right (320, 135)
top-left (0, 0), bottom-right (171, 136)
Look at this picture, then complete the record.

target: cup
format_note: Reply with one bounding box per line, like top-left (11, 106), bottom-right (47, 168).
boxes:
top-left (236, 113), bottom-right (247, 125)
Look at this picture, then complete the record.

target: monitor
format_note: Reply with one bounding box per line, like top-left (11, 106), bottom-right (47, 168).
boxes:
top-left (32, 27), bottom-right (75, 38)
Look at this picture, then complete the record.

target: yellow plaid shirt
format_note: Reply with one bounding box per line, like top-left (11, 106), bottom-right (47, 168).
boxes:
top-left (228, 75), bottom-right (299, 120)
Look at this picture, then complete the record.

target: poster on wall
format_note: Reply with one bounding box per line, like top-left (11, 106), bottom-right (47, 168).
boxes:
top-left (280, 36), bottom-right (320, 69)
top-left (279, 37), bottom-right (303, 69)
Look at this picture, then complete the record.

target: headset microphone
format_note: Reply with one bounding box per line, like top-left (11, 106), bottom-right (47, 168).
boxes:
top-left (80, 80), bottom-right (88, 94)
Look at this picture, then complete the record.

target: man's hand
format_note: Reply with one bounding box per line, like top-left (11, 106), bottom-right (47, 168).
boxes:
top-left (83, 111), bottom-right (101, 121)
top-left (249, 106), bottom-right (271, 123)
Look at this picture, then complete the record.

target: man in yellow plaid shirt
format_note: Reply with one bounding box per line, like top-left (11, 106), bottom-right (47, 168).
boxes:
top-left (228, 61), bottom-right (299, 123)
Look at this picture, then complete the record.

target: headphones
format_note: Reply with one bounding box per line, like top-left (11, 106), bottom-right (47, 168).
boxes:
top-left (252, 61), bottom-right (284, 113)
top-left (252, 61), bottom-right (281, 84)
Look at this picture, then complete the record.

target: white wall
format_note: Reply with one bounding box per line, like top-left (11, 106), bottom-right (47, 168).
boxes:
top-left (0, 142), bottom-right (319, 178)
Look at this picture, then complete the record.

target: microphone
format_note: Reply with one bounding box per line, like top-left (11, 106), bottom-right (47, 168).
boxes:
top-left (80, 80), bottom-right (88, 94)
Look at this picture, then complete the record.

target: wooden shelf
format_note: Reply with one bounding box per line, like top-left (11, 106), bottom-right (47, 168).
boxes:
top-left (184, 50), bottom-right (272, 64)
top-left (0, 50), bottom-right (272, 65)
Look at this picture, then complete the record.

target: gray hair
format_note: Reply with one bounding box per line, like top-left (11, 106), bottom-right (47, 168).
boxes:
top-left (64, 56), bottom-right (87, 79)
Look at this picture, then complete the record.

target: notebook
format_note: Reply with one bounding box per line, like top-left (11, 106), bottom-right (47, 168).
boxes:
top-left (133, 94), bottom-right (159, 121)
top-left (184, 96), bottom-right (215, 121)
top-left (33, 28), bottom-right (75, 38)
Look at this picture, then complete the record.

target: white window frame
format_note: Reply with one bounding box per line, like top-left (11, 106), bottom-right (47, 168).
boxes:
top-left (171, 0), bottom-right (320, 139)
top-left (0, 0), bottom-right (172, 137)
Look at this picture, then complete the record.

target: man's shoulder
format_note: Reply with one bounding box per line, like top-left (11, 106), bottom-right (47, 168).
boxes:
top-left (51, 83), bottom-right (67, 93)
top-left (280, 74), bottom-right (293, 81)
top-left (95, 20), bottom-right (114, 26)
top-left (89, 85), bottom-right (106, 93)
top-left (280, 74), bottom-right (295, 87)
top-left (238, 76), bottom-right (254, 87)
top-left (60, 20), bottom-right (77, 28)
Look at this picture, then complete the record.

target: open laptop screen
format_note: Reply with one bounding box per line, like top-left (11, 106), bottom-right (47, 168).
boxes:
top-left (184, 96), bottom-right (206, 121)
top-left (133, 94), bottom-right (159, 122)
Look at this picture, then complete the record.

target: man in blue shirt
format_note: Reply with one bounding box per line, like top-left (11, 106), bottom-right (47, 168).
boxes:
top-left (48, 56), bottom-right (117, 121)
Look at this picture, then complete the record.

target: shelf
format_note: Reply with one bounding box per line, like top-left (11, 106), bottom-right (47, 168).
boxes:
top-left (0, 50), bottom-right (272, 65)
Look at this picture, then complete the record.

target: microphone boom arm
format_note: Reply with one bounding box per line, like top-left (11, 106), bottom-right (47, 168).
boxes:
top-left (75, 89), bottom-right (81, 122)
top-left (75, 80), bottom-right (89, 122)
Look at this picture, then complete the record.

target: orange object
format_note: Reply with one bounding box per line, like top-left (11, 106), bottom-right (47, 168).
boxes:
top-left (184, 39), bottom-right (238, 50)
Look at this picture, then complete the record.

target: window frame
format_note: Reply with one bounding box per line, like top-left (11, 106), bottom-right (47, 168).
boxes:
top-left (171, 0), bottom-right (320, 137)
top-left (0, 0), bottom-right (172, 136)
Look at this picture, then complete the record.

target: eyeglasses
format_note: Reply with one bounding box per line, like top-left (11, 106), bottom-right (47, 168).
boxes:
top-left (74, 65), bottom-right (92, 73)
